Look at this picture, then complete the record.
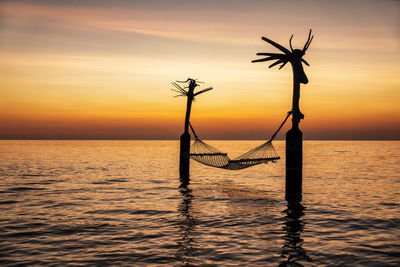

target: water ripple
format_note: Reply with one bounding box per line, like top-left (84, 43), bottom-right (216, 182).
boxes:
top-left (0, 140), bottom-right (398, 266)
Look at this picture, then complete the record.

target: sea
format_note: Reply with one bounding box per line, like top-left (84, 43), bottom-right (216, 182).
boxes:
top-left (0, 140), bottom-right (399, 266)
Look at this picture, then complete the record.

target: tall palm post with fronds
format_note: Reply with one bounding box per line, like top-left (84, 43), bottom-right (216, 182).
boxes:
top-left (172, 78), bottom-right (213, 182)
top-left (252, 30), bottom-right (314, 200)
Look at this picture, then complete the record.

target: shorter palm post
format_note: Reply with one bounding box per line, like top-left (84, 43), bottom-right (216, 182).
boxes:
top-left (252, 30), bottom-right (314, 200)
top-left (172, 78), bottom-right (213, 181)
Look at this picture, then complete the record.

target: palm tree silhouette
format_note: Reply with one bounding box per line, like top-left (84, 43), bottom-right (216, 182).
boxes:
top-left (171, 78), bottom-right (212, 134)
top-left (173, 78), bottom-right (213, 179)
top-left (252, 30), bottom-right (313, 129)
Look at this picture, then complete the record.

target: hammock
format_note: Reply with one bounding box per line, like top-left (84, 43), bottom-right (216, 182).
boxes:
top-left (189, 112), bottom-right (292, 170)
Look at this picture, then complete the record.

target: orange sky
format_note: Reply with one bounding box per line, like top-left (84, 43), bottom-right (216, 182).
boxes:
top-left (0, 0), bottom-right (399, 139)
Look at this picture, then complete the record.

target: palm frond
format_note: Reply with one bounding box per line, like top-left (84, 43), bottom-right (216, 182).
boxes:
top-left (269, 59), bottom-right (285, 68)
top-left (279, 61), bottom-right (288, 69)
top-left (289, 34), bottom-right (294, 52)
top-left (171, 88), bottom-right (187, 95)
top-left (302, 29), bottom-right (314, 52)
top-left (172, 82), bottom-right (187, 94)
top-left (194, 87), bottom-right (213, 96)
top-left (301, 59), bottom-right (310, 66)
top-left (252, 56), bottom-right (278, 63)
top-left (261, 37), bottom-right (291, 55)
top-left (256, 53), bottom-right (285, 58)
top-left (173, 94), bottom-right (185, 98)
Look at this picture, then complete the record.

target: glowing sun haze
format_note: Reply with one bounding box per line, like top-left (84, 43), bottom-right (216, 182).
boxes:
top-left (0, 0), bottom-right (399, 139)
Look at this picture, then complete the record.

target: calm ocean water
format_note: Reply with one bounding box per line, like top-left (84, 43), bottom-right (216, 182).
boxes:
top-left (0, 140), bottom-right (399, 266)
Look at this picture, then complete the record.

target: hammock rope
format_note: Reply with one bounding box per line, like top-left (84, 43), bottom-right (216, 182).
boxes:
top-left (189, 111), bottom-right (292, 170)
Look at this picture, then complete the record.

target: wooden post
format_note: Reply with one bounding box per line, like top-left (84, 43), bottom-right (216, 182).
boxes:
top-left (179, 80), bottom-right (196, 181)
top-left (285, 127), bottom-right (302, 201)
top-left (285, 61), bottom-right (306, 201)
top-left (252, 30), bottom-right (313, 201)
top-left (179, 132), bottom-right (191, 181)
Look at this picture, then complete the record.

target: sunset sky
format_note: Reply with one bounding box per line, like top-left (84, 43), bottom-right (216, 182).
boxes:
top-left (0, 0), bottom-right (399, 139)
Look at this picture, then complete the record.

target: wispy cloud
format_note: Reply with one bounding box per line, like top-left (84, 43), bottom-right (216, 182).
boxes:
top-left (0, 0), bottom-right (399, 139)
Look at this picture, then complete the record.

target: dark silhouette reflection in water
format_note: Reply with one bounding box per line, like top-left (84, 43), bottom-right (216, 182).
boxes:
top-left (280, 201), bottom-right (311, 267)
top-left (177, 182), bottom-right (197, 266)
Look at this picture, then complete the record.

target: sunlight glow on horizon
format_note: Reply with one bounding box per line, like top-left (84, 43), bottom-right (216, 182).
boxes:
top-left (1, 0), bottom-right (399, 139)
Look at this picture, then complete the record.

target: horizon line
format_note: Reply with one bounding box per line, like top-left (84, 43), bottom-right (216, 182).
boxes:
top-left (0, 138), bottom-right (399, 141)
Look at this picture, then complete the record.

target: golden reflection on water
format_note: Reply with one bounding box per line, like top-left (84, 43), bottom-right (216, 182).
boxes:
top-left (0, 141), bottom-right (399, 265)
top-left (177, 184), bottom-right (196, 265)
top-left (280, 201), bottom-right (311, 267)
top-left (177, 180), bottom-right (312, 266)
top-left (193, 182), bottom-right (279, 216)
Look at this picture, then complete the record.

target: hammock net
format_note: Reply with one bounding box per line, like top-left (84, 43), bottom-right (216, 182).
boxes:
top-left (188, 111), bottom-right (291, 170)
top-left (190, 139), bottom-right (279, 170)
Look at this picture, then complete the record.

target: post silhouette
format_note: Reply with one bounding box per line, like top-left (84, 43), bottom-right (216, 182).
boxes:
top-left (176, 183), bottom-right (196, 264)
top-left (171, 78), bottom-right (213, 181)
top-left (252, 30), bottom-right (314, 201)
top-left (180, 79), bottom-right (195, 181)
top-left (280, 200), bottom-right (311, 266)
